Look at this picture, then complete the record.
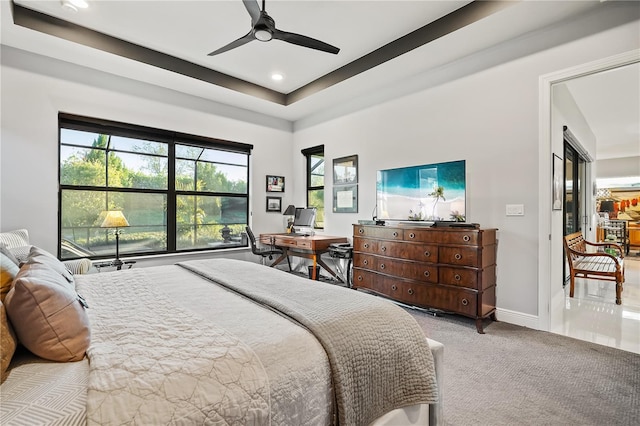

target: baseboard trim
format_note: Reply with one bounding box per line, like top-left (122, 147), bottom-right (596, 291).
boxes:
top-left (496, 308), bottom-right (539, 330)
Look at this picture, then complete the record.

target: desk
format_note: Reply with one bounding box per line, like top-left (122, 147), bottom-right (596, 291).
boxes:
top-left (260, 233), bottom-right (348, 281)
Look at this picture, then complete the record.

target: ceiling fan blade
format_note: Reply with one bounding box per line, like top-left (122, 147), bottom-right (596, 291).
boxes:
top-left (208, 31), bottom-right (254, 56)
top-left (272, 29), bottom-right (340, 54)
top-left (243, 0), bottom-right (261, 26)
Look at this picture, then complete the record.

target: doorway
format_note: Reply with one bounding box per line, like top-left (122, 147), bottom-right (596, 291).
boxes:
top-left (538, 49), bottom-right (639, 334)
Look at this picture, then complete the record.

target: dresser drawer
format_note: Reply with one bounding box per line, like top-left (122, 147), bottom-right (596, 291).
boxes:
top-left (375, 240), bottom-right (438, 263)
top-left (377, 257), bottom-right (438, 283)
top-left (406, 283), bottom-right (479, 317)
top-left (352, 268), bottom-right (388, 293)
top-left (439, 246), bottom-right (484, 267)
top-left (354, 225), bottom-right (403, 240)
top-left (439, 265), bottom-right (496, 290)
top-left (405, 229), bottom-right (479, 245)
top-left (353, 253), bottom-right (376, 269)
top-left (353, 269), bottom-right (479, 317)
top-left (353, 237), bottom-right (378, 253)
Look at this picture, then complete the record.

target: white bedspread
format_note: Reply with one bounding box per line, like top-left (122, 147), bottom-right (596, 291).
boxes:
top-left (77, 269), bottom-right (270, 425)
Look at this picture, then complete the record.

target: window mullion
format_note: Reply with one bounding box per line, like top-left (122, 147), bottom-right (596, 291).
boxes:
top-left (167, 142), bottom-right (176, 252)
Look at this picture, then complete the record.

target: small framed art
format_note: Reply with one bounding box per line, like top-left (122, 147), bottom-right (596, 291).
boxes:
top-left (266, 175), bottom-right (285, 192)
top-left (333, 155), bottom-right (358, 185)
top-left (552, 154), bottom-right (563, 210)
top-left (266, 196), bottom-right (282, 212)
top-left (333, 184), bottom-right (358, 213)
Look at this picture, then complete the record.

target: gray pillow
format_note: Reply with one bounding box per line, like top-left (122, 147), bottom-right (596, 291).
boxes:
top-left (25, 246), bottom-right (74, 283)
top-left (4, 262), bottom-right (90, 362)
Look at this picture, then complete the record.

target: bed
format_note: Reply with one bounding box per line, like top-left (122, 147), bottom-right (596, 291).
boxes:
top-left (1, 256), bottom-right (442, 425)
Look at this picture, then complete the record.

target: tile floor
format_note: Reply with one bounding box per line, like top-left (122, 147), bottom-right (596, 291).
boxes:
top-left (552, 253), bottom-right (640, 354)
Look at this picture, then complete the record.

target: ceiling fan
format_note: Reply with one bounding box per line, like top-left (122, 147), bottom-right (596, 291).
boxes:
top-left (208, 0), bottom-right (340, 56)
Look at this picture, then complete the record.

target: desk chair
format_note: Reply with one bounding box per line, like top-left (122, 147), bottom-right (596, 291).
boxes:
top-left (245, 226), bottom-right (291, 270)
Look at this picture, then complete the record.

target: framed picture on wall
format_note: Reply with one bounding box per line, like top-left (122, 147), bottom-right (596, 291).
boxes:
top-left (333, 155), bottom-right (358, 185)
top-left (333, 184), bottom-right (358, 213)
top-left (266, 175), bottom-right (285, 192)
top-left (552, 154), bottom-right (563, 210)
top-left (266, 196), bottom-right (282, 212)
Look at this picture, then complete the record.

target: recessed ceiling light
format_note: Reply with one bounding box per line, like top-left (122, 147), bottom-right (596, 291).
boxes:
top-left (271, 73), bottom-right (284, 81)
top-left (69, 0), bottom-right (89, 8)
top-left (61, 0), bottom-right (88, 13)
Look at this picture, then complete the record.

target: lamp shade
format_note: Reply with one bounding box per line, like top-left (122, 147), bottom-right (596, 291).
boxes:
top-left (101, 210), bottom-right (130, 228)
top-left (283, 205), bottom-right (296, 216)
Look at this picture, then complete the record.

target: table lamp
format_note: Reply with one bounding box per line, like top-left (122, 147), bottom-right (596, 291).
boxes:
top-left (101, 210), bottom-right (129, 268)
top-left (283, 205), bottom-right (296, 233)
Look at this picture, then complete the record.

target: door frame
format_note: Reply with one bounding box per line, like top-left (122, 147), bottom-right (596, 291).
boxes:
top-left (537, 49), bottom-right (639, 331)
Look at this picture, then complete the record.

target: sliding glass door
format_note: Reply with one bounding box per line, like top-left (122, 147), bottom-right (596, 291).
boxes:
top-left (564, 143), bottom-right (586, 236)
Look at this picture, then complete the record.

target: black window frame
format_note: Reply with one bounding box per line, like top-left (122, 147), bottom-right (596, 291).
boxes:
top-left (58, 113), bottom-right (253, 260)
top-left (302, 144), bottom-right (325, 229)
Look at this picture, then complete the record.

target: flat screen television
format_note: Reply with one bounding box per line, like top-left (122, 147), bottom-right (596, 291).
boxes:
top-left (376, 160), bottom-right (466, 222)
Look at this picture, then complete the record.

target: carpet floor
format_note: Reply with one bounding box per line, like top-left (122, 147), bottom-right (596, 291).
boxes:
top-left (405, 308), bottom-right (640, 426)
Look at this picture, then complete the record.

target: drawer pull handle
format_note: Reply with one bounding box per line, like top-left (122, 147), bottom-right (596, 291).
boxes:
top-left (381, 246), bottom-right (387, 252)
top-left (364, 243), bottom-right (369, 249)
top-left (392, 231), bottom-right (398, 237)
top-left (357, 275), bottom-right (363, 281)
top-left (391, 285), bottom-right (397, 291)
top-left (461, 298), bottom-right (469, 306)
top-left (380, 263), bottom-right (385, 270)
top-left (424, 271), bottom-right (430, 277)
top-left (454, 253), bottom-right (462, 260)
top-left (454, 274), bottom-right (461, 281)
top-left (408, 289), bottom-right (414, 295)
top-left (363, 259), bottom-right (368, 266)
top-left (424, 250), bottom-right (431, 257)
top-left (359, 228), bottom-right (364, 234)
top-left (463, 235), bottom-right (470, 242)
top-left (409, 233), bottom-right (415, 239)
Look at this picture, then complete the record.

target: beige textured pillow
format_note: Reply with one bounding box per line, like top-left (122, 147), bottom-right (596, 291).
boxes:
top-left (0, 251), bottom-right (20, 303)
top-left (1, 301), bottom-right (17, 383)
top-left (5, 263), bottom-right (90, 362)
top-left (25, 246), bottom-right (74, 283)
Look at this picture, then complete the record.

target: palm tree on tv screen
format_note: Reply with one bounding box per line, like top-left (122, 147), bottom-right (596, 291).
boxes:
top-left (429, 186), bottom-right (445, 220)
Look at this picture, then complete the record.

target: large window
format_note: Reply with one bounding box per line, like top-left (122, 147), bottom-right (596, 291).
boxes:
top-left (59, 114), bottom-right (252, 260)
top-left (302, 145), bottom-right (324, 229)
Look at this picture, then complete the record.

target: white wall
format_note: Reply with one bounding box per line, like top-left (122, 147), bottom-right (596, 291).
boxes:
top-left (293, 21), bottom-right (640, 319)
top-left (0, 49), bottom-right (295, 263)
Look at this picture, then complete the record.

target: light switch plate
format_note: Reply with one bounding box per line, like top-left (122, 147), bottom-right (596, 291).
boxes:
top-left (506, 204), bottom-right (525, 216)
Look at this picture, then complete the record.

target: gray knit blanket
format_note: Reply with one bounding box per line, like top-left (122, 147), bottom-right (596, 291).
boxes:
top-left (179, 259), bottom-right (438, 426)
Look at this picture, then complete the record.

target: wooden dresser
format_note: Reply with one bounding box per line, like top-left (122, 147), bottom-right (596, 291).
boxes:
top-left (352, 224), bottom-right (498, 333)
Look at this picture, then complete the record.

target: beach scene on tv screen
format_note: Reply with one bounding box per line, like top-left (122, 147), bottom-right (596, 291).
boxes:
top-left (376, 160), bottom-right (466, 221)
